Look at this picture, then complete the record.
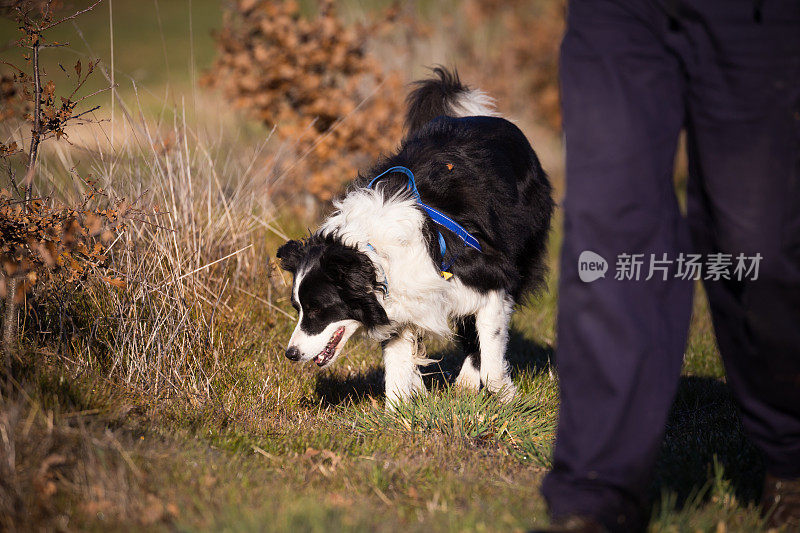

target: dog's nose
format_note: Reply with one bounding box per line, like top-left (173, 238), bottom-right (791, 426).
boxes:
top-left (285, 346), bottom-right (301, 361)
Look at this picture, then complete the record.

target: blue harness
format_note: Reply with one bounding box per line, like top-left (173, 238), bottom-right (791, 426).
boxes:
top-left (366, 166), bottom-right (482, 273)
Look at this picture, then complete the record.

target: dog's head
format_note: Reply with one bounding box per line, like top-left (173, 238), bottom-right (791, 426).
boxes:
top-left (276, 235), bottom-right (389, 367)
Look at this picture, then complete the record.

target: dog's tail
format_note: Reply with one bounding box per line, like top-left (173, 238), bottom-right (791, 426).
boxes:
top-left (404, 67), bottom-right (498, 136)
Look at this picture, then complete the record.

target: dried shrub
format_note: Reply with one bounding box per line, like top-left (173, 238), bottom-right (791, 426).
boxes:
top-left (0, 0), bottom-right (58, 15)
top-left (0, 392), bottom-right (173, 530)
top-left (457, 0), bottom-right (565, 131)
top-left (203, 0), bottom-right (405, 202)
top-left (2, 1), bottom-right (276, 397)
top-left (0, 73), bottom-right (29, 123)
top-left (1, 106), bottom-right (272, 398)
top-left (0, 0), bottom-right (118, 366)
top-left (1, 1), bottom-right (106, 182)
top-left (0, 184), bottom-right (136, 298)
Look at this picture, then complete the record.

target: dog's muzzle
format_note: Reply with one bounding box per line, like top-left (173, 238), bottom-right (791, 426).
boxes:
top-left (285, 346), bottom-right (301, 361)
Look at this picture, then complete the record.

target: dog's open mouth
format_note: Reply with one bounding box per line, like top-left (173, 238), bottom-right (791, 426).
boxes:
top-left (315, 326), bottom-right (345, 367)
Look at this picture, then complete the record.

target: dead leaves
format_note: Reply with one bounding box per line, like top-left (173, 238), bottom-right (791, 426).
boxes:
top-left (0, 184), bottom-right (138, 299)
top-left (457, 0), bottom-right (565, 131)
top-left (102, 277), bottom-right (127, 289)
top-left (204, 0), bottom-right (407, 202)
top-left (302, 447), bottom-right (343, 478)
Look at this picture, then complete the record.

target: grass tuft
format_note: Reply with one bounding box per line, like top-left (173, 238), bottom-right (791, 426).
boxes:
top-left (356, 384), bottom-right (557, 466)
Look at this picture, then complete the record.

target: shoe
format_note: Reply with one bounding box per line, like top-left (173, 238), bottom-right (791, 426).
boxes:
top-left (529, 516), bottom-right (609, 533)
top-left (762, 473), bottom-right (800, 529)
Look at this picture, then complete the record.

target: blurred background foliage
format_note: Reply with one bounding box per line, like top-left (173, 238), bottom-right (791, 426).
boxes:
top-left (1, 0), bottom-right (566, 208)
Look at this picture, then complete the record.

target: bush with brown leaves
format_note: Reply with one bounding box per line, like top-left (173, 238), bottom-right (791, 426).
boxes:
top-left (203, 0), bottom-right (406, 203)
top-left (457, 0), bottom-right (565, 131)
top-left (0, 185), bottom-right (133, 297)
top-left (0, 0), bottom-right (126, 365)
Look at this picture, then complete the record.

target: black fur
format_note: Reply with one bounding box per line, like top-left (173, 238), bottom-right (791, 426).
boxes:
top-left (357, 114), bottom-right (553, 300)
top-left (276, 240), bottom-right (303, 273)
top-left (278, 67), bottom-right (553, 347)
top-left (457, 316), bottom-right (481, 374)
top-left (404, 67), bottom-right (468, 136)
top-left (278, 235), bottom-right (389, 335)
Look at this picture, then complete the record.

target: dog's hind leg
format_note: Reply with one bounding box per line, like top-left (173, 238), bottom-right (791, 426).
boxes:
top-left (382, 328), bottom-right (425, 409)
top-left (455, 316), bottom-right (481, 390)
top-left (476, 291), bottom-right (517, 402)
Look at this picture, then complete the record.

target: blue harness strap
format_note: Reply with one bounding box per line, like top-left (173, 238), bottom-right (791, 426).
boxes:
top-left (367, 166), bottom-right (421, 200)
top-left (366, 166), bottom-right (482, 271)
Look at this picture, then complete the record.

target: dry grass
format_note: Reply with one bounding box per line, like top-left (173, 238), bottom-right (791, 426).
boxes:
top-left (0, 374), bottom-right (173, 530)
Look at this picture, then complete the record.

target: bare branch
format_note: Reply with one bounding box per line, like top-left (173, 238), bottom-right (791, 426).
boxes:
top-left (23, 35), bottom-right (42, 203)
top-left (39, 0), bottom-right (105, 32)
top-left (68, 60), bottom-right (108, 101)
top-left (60, 105), bottom-right (102, 127)
top-left (43, 0), bottom-right (55, 20)
top-left (0, 61), bottom-right (25, 74)
top-left (3, 274), bottom-right (19, 370)
top-left (5, 166), bottom-right (22, 199)
top-left (71, 82), bottom-right (114, 104)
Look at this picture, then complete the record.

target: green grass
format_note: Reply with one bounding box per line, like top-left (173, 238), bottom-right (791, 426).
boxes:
top-left (357, 386), bottom-right (557, 465)
top-left (1, 0), bottom-right (223, 114)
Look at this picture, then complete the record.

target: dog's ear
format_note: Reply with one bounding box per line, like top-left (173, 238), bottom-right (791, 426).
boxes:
top-left (321, 246), bottom-right (389, 328)
top-left (276, 239), bottom-right (304, 273)
top-left (321, 246), bottom-right (369, 287)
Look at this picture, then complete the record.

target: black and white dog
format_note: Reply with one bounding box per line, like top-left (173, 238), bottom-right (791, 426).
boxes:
top-left (277, 68), bottom-right (553, 406)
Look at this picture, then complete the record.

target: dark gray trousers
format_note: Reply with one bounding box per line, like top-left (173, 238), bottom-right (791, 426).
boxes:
top-left (542, 1), bottom-right (800, 530)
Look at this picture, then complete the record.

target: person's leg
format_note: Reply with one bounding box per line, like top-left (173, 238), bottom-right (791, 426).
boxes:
top-left (683, 0), bottom-right (800, 483)
top-left (541, 1), bottom-right (692, 531)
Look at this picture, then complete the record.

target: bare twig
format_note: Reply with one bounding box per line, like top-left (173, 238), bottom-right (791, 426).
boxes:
top-left (39, 0), bottom-right (105, 31)
top-left (38, 42), bottom-right (70, 49)
top-left (42, 0), bottom-right (55, 21)
top-left (0, 61), bottom-right (24, 74)
top-left (235, 287), bottom-right (294, 320)
top-left (71, 83), bottom-right (115, 106)
top-left (3, 275), bottom-right (19, 370)
top-left (5, 167), bottom-right (21, 198)
top-left (61, 105), bottom-right (102, 126)
top-left (66, 59), bottom-right (104, 100)
top-left (23, 34), bottom-right (41, 202)
top-left (164, 245), bottom-right (253, 286)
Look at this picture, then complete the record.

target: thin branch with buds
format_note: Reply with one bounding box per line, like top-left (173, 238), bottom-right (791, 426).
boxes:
top-left (3, 0), bottom-right (108, 367)
top-left (39, 0), bottom-right (105, 31)
top-left (23, 32), bottom-right (41, 202)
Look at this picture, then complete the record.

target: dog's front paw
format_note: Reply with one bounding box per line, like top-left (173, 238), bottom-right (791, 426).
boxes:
top-left (486, 379), bottom-right (517, 404)
top-left (384, 386), bottom-right (426, 412)
top-left (455, 359), bottom-right (481, 390)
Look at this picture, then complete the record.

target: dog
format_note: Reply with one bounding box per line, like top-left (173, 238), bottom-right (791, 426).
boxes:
top-left (276, 68), bottom-right (553, 406)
